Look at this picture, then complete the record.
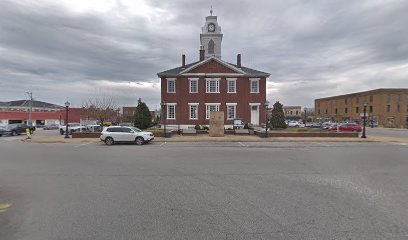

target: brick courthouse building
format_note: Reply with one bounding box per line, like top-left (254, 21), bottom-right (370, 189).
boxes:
top-left (157, 13), bottom-right (270, 129)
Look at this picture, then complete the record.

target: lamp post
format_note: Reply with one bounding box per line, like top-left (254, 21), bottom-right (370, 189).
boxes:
top-left (26, 91), bottom-right (33, 127)
top-left (264, 100), bottom-right (269, 137)
top-left (117, 108), bottom-right (120, 125)
top-left (160, 101), bottom-right (167, 138)
top-left (362, 101), bottom-right (367, 138)
top-left (304, 107), bottom-right (307, 126)
top-left (64, 101), bottom-right (70, 139)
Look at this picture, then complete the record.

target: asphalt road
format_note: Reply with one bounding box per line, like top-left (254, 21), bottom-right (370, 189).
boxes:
top-left (1, 140), bottom-right (408, 239)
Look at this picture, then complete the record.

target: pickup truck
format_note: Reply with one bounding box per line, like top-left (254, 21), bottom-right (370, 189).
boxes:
top-left (59, 123), bottom-right (87, 135)
top-left (6, 123), bottom-right (36, 136)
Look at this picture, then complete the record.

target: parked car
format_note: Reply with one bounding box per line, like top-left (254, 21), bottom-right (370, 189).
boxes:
top-left (6, 123), bottom-right (36, 136)
top-left (59, 123), bottom-right (87, 135)
top-left (321, 122), bottom-right (337, 130)
top-left (86, 125), bottom-right (102, 132)
top-left (308, 122), bottom-right (322, 128)
top-left (328, 123), bottom-right (362, 132)
top-left (100, 126), bottom-right (154, 145)
top-left (0, 126), bottom-right (11, 136)
top-left (287, 121), bottom-right (300, 127)
top-left (43, 124), bottom-right (59, 130)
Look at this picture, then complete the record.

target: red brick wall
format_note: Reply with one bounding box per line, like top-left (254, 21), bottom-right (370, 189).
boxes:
top-left (161, 76), bottom-right (266, 126)
top-left (189, 60), bottom-right (237, 73)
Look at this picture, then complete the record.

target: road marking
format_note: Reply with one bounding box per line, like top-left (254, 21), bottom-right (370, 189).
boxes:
top-left (393, 142), bottom-right (408, 146)
top-left (159, 142), bottom-right (167, 147)
top-left (74, 142), bottom-right (94, 148)
top-left (238, 142), bottom-right (248, 147)
top-left (313, 142), bottom-right (329, 147)
top-left (0, 203), bottom-right (11, 213)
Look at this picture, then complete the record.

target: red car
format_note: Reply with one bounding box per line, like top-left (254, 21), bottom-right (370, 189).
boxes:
top-left (328, 123), bottom-right (362, 132)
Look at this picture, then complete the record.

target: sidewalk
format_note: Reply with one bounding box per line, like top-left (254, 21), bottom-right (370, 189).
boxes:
top-left (24, 134), bottom-right (380, 144)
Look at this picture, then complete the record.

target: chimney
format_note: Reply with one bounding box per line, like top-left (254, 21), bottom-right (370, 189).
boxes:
top-left (182, 54), bottom-right (186, 68)
top-left (237, 54), bottom-right (241, 68)
top-left (199, 46), bottom-right (205, 61)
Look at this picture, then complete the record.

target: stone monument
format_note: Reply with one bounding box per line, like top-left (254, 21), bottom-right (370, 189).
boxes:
top-left (209, 111), bottom-right (224, 137)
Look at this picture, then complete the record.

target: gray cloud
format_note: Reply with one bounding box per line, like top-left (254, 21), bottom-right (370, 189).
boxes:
top-left (0, 0), bottom-right (407, 108)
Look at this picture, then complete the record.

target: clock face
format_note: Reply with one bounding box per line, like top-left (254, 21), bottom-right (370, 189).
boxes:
top-left (208, 23), bottom-right (215, 32)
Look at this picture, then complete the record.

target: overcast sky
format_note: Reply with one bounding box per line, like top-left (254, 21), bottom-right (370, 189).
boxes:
top-left (1, 0), bottom-right (407, 109)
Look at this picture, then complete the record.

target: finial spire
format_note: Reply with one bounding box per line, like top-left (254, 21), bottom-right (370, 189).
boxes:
top-left (210, 6), bottom-right (213, 16)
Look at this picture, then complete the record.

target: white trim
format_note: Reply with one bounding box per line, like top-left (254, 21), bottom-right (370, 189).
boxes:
top-left (206, 78), bottom-right (220, 93)
top-left (250, 78), bottom-right (259, 93)
top-left (226, 103), bottom-right (238, 106)
top-left (189, 78), bottom-right (198, 93)
top-left (182, 73), bottom-right (244, 77)
top-left (180, 56), bottom-right (246, 75)
top-left (188, 104), bottom-right (198, 120)
top-left (167, 78), bottom-right (176, 93)
top-left (227, 78), bottom-right (237, 93)
top-left (205, 104), bottom-right (221, 119)
top-left (166, 103), bottom-right (176, 120)
top-left (226, 105), bottom-right (236, 120)
top-left (249, 103), bottom-right (261, 106)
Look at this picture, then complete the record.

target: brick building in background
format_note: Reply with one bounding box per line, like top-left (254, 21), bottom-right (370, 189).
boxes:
top-left (283, 106), bottom-right (302, 121)
top-left (157, 12), bottom-right (270, 129)
top-left (315, 88), bottom-right (408, 128)
top-left (122, 106), bottom-right (158, 124)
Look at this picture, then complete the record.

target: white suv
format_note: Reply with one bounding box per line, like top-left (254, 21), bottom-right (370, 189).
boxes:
top-left (100, 126), bottom-right (154, 145)
top-left (287, 121), bottom-right (300, 127)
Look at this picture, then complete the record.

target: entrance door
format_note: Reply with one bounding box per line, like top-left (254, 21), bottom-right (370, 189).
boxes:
top-left (250, 105), bottom-right (259, 125)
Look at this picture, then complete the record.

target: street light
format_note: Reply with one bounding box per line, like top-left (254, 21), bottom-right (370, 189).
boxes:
top-left (26, 91), bottom-right (33, 127)
top-left (304, 107), bottom-right (307, 125)
top-left (362, 101), bottom-right (367, 138)
top-left (64, 101), bottom-right (70, 139)
top-left (264, 100), bottom-right (269, 138)
top-left (160, 101), bottom-right (167, 138)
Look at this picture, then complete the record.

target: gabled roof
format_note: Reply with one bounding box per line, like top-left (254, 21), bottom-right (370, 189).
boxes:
top-left (157, 61), bottom-right (200, 77)
top-left (157, 57), bottom-right (270, 78)
top-left (0, 100), bottom-right (63, 109)
top-left (180, 57), bottom-right (246, 75)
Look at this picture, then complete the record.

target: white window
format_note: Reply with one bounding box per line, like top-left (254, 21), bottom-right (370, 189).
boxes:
top-left (206, 78), bottom-right (220, 93)
top-left (205, 104), bottom-right (220, 119)
top-left (227, 78), bottom-right (236, 93)
top-left (250, 79), bottom-right (259, 93)
top-left (226, 103), bottom-right (237, 119)
top-left (189, 79), bottom-right (198, 93)
top-left (189, 104), bottom-right (198, 119)
top-left (167, 79), bottom-right (175, 93)
top-left (167, 104), bottom-right (176, 119)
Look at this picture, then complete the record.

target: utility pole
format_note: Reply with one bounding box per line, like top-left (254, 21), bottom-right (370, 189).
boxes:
top-left (26, 91), bottom-right (33, 126)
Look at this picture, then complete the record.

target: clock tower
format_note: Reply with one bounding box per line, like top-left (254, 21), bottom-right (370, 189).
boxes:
top-left (200, 10), bottom-right (223, 59)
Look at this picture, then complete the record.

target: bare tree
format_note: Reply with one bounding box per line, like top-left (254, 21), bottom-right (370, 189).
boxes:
top-left (82, 95), bottom-right (119, 125)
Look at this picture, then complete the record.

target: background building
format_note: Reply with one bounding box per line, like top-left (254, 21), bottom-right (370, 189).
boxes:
top-left (158, 13), bottom-right (270, 129)
top-left (122, 107), bottom-right (136, 122)
top-left (283, 106), bottom-right (302, 121)
top-left (0, 100), bottom-right (63, 112)
top-left (315, 88), bottom-right (408, 128)
top-left (0, 99), bottom-right (88, 126)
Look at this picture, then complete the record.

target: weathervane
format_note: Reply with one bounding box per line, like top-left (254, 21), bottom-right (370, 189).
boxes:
top-left (210, 6), bottom-right (213, 16)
